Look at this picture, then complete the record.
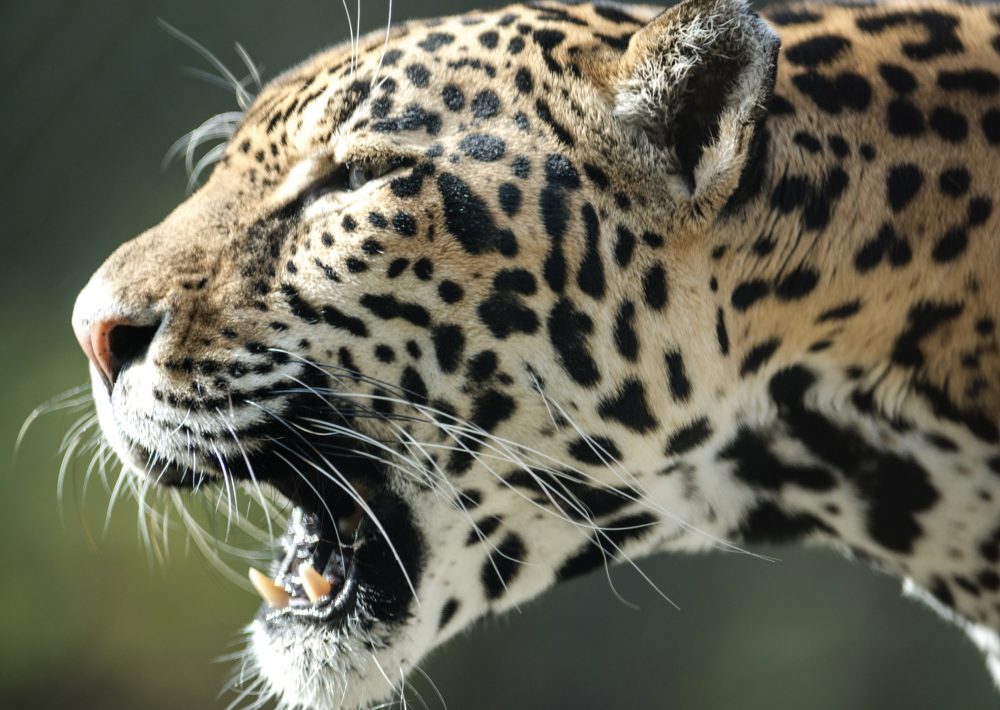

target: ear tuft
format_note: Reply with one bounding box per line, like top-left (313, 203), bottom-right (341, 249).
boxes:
top-left (614, 0), bottom-right (779, 210)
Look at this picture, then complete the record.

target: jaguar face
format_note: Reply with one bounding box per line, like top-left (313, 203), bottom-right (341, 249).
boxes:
top-left (70, 1), bottom-right (780, 705)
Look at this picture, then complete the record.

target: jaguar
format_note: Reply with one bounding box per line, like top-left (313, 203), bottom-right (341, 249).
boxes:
top-left (70, 0), bottom-right (1000, 706)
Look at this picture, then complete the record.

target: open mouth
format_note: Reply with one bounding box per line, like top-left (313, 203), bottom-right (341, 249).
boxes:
top-left (249, 501), bottom-right (366, 621)
top-left (137, 420), bottom-right (386, 625)
top-left (110, 363), bottom-right (426, 632)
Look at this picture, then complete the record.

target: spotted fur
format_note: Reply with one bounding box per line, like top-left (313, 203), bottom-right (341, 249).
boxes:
top-left (72, 1), bottom-right (1000, 706)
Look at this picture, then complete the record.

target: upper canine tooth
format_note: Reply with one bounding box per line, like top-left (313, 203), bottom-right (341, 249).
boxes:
top-left (299, 562), bottom-right (332, 603)
top-left (248, 567), bottom-right (290, 609)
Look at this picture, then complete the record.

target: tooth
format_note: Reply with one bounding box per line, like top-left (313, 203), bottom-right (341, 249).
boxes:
top-left (299, 562), bottom-right (332, 603)
top-left (248, 568), bottom-right (290, 609)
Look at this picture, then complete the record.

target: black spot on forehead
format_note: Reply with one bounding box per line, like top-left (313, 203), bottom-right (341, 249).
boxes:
top-left (438, 280), bottom-right (463, 304)
top-left (471, 90), bottom-right (501, 119)
top-left (392, 212), bottom-right (417, 237)
top-left (771, 175), bottom-right (810, 213)
top-left (405, 63), bottom-right (430, 88)
top-left (828, 135), bottom-right (849, 157)
top-left (486, 270), bottom-right (531, 297)
top-left (418, 32), bottom-right (455, 52)
top-left (716, 308), bottom-right (730, 356)
top-left (447, 57), bottom-right (497, 77)
top-left (442, 84), bottom-right (465, 111)
top-left (459, 134), bottom-right (507, 162)
top-left (512, 155), bottom-right (531, 179)
top-left (888, 97), bottom-right (926, 136)
top-left (372, 103), bottom-right (442, 135)
top-left (478, 30), bottom-right (499, 49)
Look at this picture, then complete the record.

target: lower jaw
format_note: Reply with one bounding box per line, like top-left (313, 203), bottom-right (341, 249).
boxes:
top-left (249, 507), bottom-right (363, 623)
top-left (249, 492), bottom-right (425, 630)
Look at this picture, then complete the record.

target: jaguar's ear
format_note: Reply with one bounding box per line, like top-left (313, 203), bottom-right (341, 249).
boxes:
top-left (614, 0), bottom-right (779, 212)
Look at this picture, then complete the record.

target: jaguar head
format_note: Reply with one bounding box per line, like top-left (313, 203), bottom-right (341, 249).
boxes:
top-left (70, 1), bottom-right (777, 706)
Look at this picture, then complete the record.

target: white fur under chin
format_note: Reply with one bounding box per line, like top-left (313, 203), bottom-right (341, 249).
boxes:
top-left (248, 619), bottom-right (418, 710)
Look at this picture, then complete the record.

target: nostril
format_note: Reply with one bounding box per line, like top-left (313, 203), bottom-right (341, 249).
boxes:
top-left (105, 323), bottom-right (160, 384)
top-left (81, 319), bottom-right (161, 390)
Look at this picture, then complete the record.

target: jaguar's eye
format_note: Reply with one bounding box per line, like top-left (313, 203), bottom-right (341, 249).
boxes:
top-left (292, 158), bottom-right (404, 210)
top-left (348, 163), bottom-right (370, 191)
top-left (347, 161), bottom-right (391, 191)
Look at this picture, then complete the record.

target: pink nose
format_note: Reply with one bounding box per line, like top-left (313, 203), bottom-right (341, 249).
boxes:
top-left (73, 317), bottom-right (160, 390)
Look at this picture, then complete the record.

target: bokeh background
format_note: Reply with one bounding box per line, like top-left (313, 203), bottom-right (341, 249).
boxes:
top-left (1, 1), bottom-right (997, 708)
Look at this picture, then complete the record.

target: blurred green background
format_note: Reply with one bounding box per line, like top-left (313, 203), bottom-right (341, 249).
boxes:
top-left (1, 1), bottom-right (996, 708)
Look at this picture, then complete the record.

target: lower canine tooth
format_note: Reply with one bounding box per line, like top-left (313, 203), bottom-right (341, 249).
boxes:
top-left (249, 568), bottom-right (290, 609)
top-left (299, 562), bottom-right (332, 603)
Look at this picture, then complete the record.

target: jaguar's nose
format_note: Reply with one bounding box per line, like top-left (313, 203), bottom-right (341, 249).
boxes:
top-left (72, 284), bottom-right (161, 391)
top-left (74, 319), bottom-right (160, 390)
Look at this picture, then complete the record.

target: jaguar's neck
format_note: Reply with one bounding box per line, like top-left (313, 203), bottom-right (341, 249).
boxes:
top-left (662, 105), bottom-right (1000, 642)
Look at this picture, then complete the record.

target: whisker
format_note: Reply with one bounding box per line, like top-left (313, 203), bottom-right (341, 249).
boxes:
top-left (158, 20), bottom-right (254, 109)
top-left (249, 401), bottom-right (421, 606)
top-left (16, 382), bottom-right (92, 456)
